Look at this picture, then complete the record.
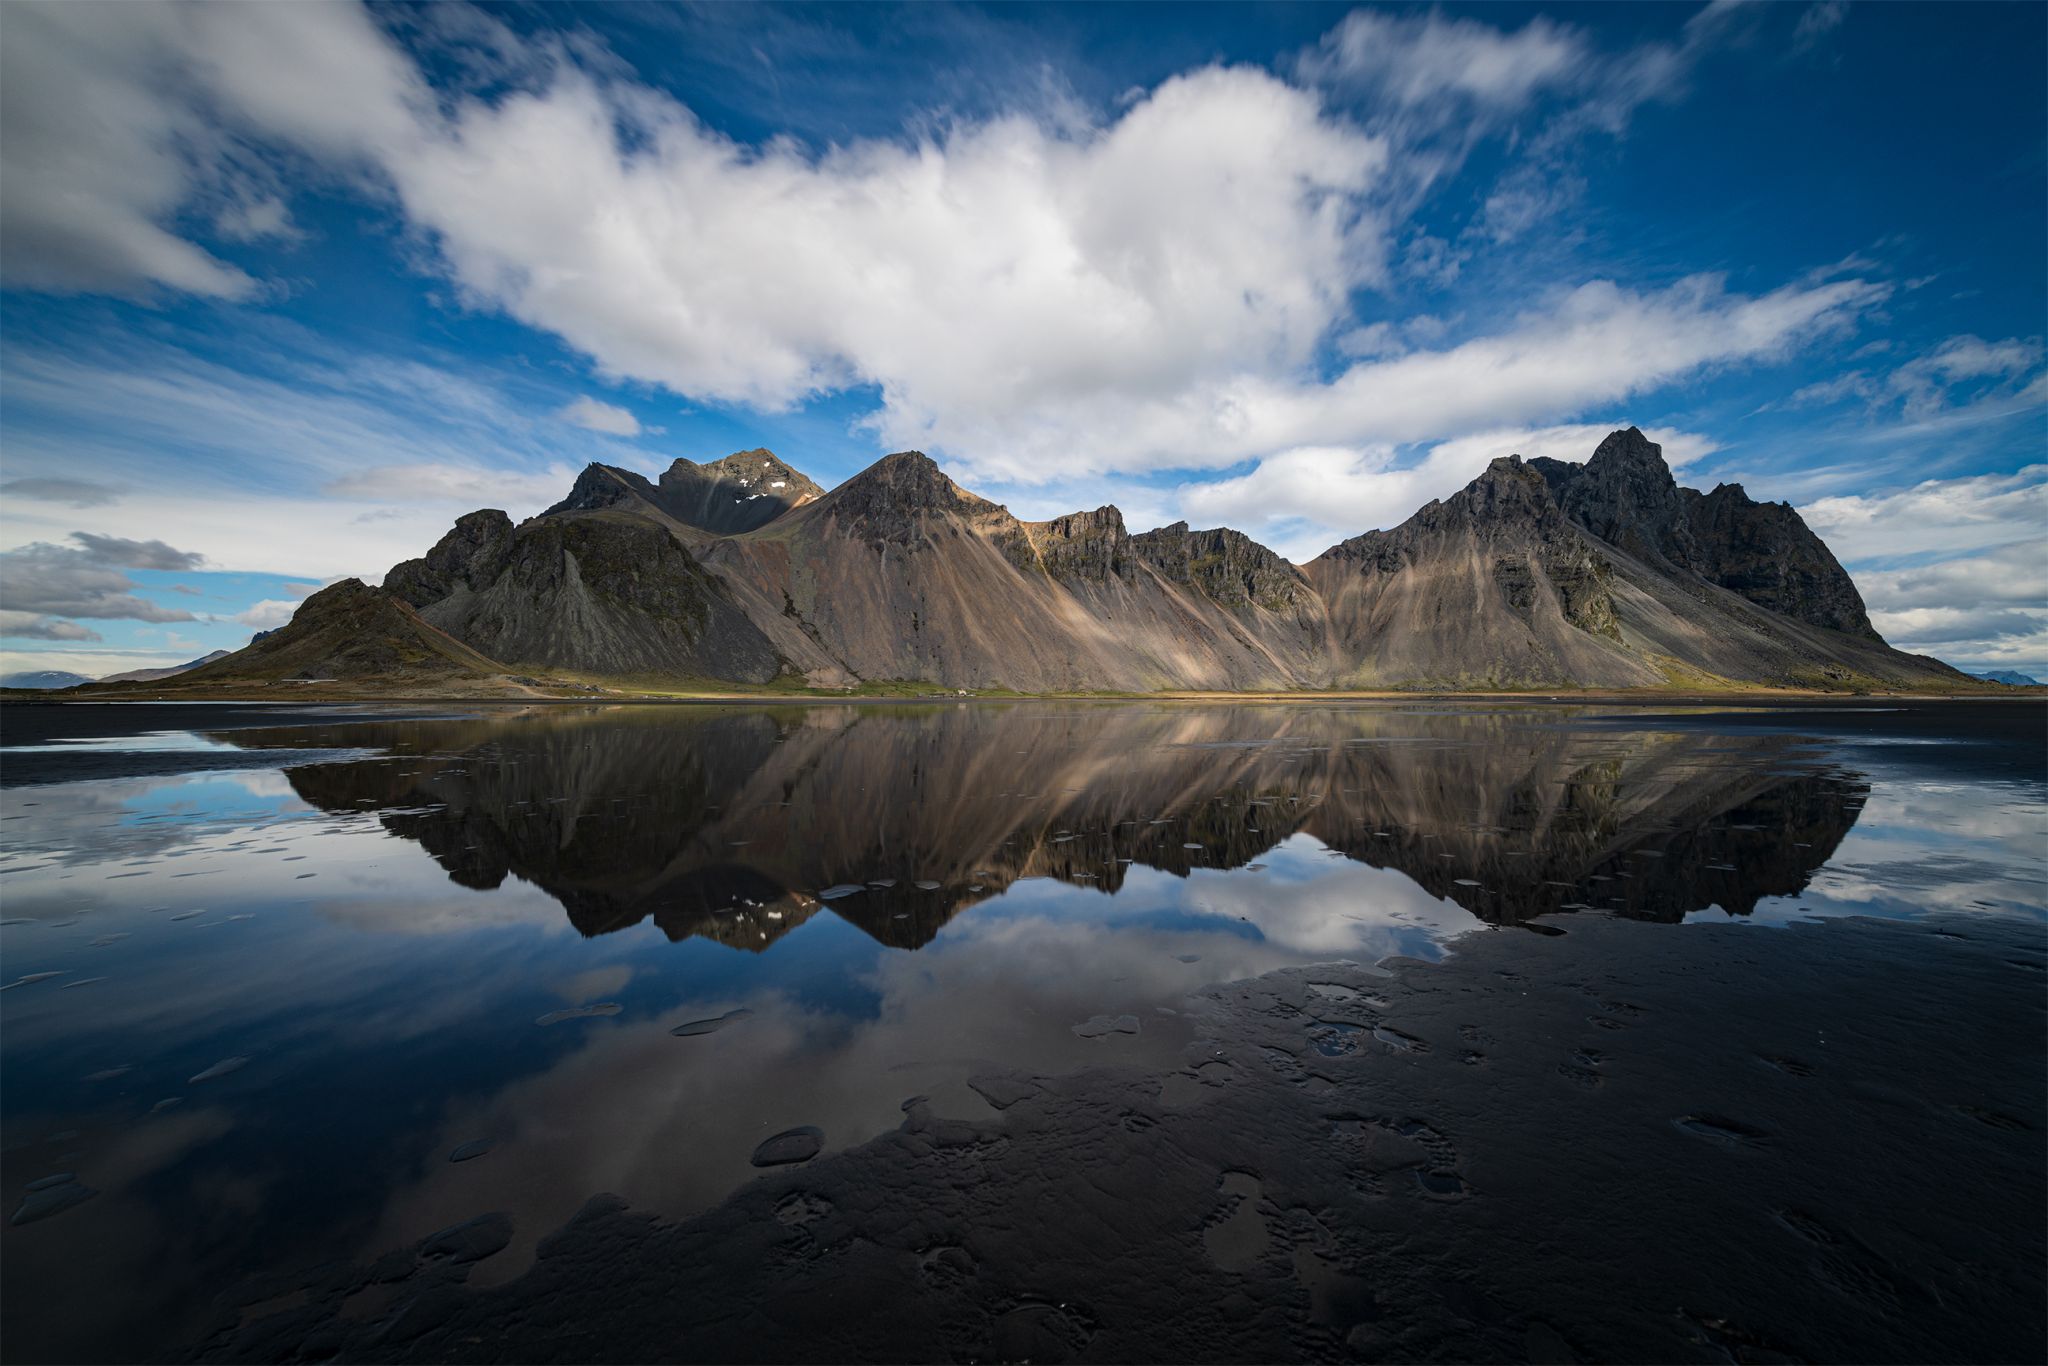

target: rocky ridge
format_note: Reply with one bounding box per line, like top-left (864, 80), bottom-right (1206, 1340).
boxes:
top-left (179, 429), bottom-right (1973, 693)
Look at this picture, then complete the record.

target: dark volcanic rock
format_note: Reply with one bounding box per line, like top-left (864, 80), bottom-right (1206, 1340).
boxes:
top-left (816, 451), bottom-right (1010, 541)
top-left (411, 515), bottom-right (784, 682)
top-left (385, 509), bottom-right (515, 608)
top-left (1549, 426), bottom-right (1706, 572)
top-left (1308, 457), bottom-right (1639, 688)
top-left (1535, 428), bottom-right (1879, 640)
top-left (542, 464), bottom-right (665, 519)
top-left (187, 427), bottom-right (1971, 694)
top-left (1132, 522), bottom-right (1318, 621)
top-left (1685, 481), bottom-right (1878, 638)
top-left (1024, 507), bottom-right (1129, 582)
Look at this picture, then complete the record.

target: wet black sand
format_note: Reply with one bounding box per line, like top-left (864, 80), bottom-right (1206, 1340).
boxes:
top-left (180, 909), bottom-right (2044, 1365)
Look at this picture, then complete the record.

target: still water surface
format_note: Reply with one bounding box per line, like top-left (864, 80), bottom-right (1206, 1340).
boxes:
top-left (1, 700), bottom-right (2041, 1360)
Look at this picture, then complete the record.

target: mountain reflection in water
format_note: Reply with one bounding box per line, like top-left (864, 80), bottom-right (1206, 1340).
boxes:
top-left (6, 700), bottom-right (1957, 1365)
top-left (244, 703), bottom-right (1863, 945)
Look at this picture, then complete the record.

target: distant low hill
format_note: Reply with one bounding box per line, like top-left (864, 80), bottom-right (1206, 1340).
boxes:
top-left (97, 650), bottom-right (231, 684)
top-left (0, 670), bottom-right (93, 690)
top-left (1974, 669), bottom-right (2041, 686)
top-left (158, 428), bottom-right (1984, 695)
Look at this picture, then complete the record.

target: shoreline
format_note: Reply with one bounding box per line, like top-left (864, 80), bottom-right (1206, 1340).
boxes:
top-left (4, 684), bottom-right (2039, 707)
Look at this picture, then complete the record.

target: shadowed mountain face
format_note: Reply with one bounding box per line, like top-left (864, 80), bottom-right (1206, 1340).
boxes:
top-left (202, 430), bottom-right (1968, 693)
top-left (248, 703), bottom-right (1865, 947)
top-left (391, 510), bottom-right (782, 682)
top-left (1532, 427), bottom-right (1879, 639)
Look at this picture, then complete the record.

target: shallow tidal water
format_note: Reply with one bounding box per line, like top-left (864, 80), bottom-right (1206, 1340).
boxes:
top-left (0, 699), bottom-right (2042, 1363)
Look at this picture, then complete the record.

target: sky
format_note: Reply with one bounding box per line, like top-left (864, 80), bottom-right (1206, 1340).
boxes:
top-left (0, 0), bottom-right (2042, 680)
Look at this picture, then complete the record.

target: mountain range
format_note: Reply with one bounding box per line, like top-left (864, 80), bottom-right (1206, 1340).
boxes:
top-left (1, 650), bottom-right (230, 690)
top-left (145, 428), bottom-right (1977, 693)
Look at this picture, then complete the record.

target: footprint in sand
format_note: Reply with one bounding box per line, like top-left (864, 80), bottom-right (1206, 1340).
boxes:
top-left (1204, 1171), bottom-right (1271, 1273)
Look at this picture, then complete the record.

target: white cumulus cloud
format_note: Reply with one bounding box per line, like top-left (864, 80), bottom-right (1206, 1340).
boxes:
top-left (0, 1), bottom-right (1884, 492)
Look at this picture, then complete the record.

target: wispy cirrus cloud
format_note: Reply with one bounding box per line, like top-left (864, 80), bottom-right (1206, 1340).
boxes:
top-left (0, 476), bottom-right (123, 507)
top-left (556, 396), bottom-right (643, 437)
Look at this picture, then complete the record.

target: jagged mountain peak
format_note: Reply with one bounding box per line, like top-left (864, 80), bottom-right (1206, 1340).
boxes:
top-left (1019, 506), bottom-right (1129, 581)
top-left (1552, 428), bottom-right (1696, 567)
top-left (452, 507), bottom-right (514, 534)
top-left (1028, 505), bottom-right (1126, 536)
top-left (656, 447), bottom-right (823, 535)
top-left (1432, 454), bottom-right (1565, 526)
top-left (385, 508), bottom-right (516, 607)
top-left (544, 462), bottom-right (660, 518)
top-left (1701, 481), bottom-right (1793, 515)
top-left (1587, 424), bottom-right (1668, 470)
top-left (666, 448), bottom-right (822, 498)
top-left (1317, 454), bottom-right (1562, 563)
top-left (819, 451), bottom-right (1000, 523)
top-left (1131, 520), bottom-right (1316, 618)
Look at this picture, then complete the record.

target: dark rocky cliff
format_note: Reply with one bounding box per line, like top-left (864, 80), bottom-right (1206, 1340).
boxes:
top-left (1685, 481), bottom-right (1878, 638)
top-left (1131, 522), bottom-right (1318, 622)
top-left (1534, 427), bottom-right (1877, 638)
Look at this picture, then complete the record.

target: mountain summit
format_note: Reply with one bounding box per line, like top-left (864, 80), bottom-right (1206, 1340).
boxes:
top-left (184, 432), bottom-right (1970, 694)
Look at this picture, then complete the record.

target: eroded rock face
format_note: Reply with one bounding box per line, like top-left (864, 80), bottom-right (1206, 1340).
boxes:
top-left (1310, 458), bottom-right (1634, 687)
top-left (385, 510), bottom-right (515, 608)
top-left (542, 464), bottom-right (664, 520)
top-left (1685, 482), bottom-right (1878, 638)
top-left (1131, 523), bottom-right (1317, 620)
top-left (1025, 508), bottom-right (1129, 582)
top-left (821, 451), bottom-right (995, 531)
top-left (1548, 427), bottom-right (1705, 572)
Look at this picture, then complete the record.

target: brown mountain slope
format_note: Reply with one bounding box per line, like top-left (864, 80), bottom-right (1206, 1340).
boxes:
top-left (1305, 456), bottom-right (1656, 689)
top-left (697, 451), bottom-right (1325, 691)
top-left (1308, 431), bottom-right (1966, 690)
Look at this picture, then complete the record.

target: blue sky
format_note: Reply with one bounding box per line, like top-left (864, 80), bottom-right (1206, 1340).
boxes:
top-left (1, 0), bottom-right (2042, 677)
